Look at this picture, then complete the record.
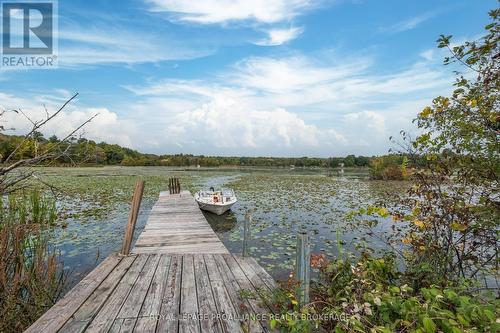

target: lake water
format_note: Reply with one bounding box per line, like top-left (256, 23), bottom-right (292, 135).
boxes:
top-left (38, 166), bottom-right (406, 289)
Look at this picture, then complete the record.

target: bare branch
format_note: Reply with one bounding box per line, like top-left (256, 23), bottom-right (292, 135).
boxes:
top-left (4, 93), bottom-right (79, 164)
top-left (0, 93), bottom-right (100, 194)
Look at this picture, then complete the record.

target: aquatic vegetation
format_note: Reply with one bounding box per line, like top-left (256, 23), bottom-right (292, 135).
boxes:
top-left (222, 172), bottom-right (404, 277)
top-left (29, 166), bottom-right (405, 285)
top-left (0, 190), bottom-right (65, 332)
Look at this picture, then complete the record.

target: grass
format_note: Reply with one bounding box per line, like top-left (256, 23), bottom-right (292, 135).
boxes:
top-left (0, 189), bottom-right (65, 332)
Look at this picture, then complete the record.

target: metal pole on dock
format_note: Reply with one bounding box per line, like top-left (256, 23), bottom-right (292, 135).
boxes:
top-left (121, 179), bottom-right (145, 255)
top-left (242, 211), bottom-right (252, 257)
top-left (295, 231), bottom-right (310, 305)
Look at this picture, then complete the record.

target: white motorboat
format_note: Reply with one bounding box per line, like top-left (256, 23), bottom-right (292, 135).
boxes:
top-left (195, 188), bottom-right (237, 215)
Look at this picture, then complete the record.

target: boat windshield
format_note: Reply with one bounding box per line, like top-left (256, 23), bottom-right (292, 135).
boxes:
top-left (199, 189), bottom-right (235, 197)
top-left (221, 188), bottom-right (235, 197)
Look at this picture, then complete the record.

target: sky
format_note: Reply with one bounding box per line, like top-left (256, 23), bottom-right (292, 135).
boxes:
top-left (0, 0), bottom-right (496, 157)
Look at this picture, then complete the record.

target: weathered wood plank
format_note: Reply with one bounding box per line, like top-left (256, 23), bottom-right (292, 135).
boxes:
top-left (138, 255), bottom-right (172, 318)
top-left (156, 255), bottom-right (182, 333)
top-left (193, 256), bottom-right (222, 333)
top-left (25, 254), bottom-right (123, 333)
top-left (109, 318), bottom-right (136, 333)
top-left (59, 255), bottom-right (137, 333)
top-left (179, 255), bottom-right (200, 333)
top-left (121, 180), bottom-right (145, 255)
top-left (29, 191), bottom-right (279, 333)
top-left (134, 244), bottom-right (227, 252)
top-left (133, 245), bottom-right (228, 254)
top-left (213, 255), bottom-right (266, 333)
top-left (204, 255), bottom-right (243, 333)
top-left (117, 255), bottom-right (161, 320)
top-left (138, 232), bottom-right (218, 237)
top-left (236, 256), bottom-right (277, 290)
top-left (233, 256), bottom-right (272, 292)
top-left (108, 317), bottom-right (137, 333)
top-left (228, 256), bottom-right (277, 326)
top-left (109, 318), bottom-right (124, 333)
top-left (135, 235), bottom-right (224, 243)
top-left (214, 255), bottom-right (271, 332)
top-left (85, 255), bottom-right (149, 332)
top-left (136, 242), bottom-right (226, 248)
top-left (134, 316), bottom-right (157, 333)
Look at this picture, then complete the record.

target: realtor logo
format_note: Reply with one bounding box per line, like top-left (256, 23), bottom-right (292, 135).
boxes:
top-left (1, 0), bottom-right (58, 68)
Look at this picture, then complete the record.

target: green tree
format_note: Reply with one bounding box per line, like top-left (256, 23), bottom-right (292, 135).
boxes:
top-left (354, 155), bottom-right (370, 167)
top-left (103, 145), bottom-right (125, 164)
top-left (32, 131), bottom-right (45, 142)
top-left (397, 8), bottom-right (499, 283)
top-left (343, 154), bottom-right (356, 167)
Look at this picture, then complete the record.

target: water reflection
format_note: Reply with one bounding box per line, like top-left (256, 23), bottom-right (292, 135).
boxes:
top-left (203, 210), bottom-right (238, 232)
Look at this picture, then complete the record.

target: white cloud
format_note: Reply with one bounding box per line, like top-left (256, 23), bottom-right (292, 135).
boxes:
top-left (0, 93), bottom-right (136, 148)
top-left (58, 28), bottom-right (213, 66)
top-left (254, 26), bottom-right (304, 46)
top-left (125, 51), bottom-right (452, 155)
top-left (227, 55), bottom-right (370, 95)
top-left (380, 11), bottom-right (437, 33)
top-left (420, 49), bottom-right (435, 61)
top-left (47, 107), bottom-right (135, 147)
top-left (221, 55), bottom-right (448, 113)
top-left (0, 48), bottom-right (449, 156)
top-left (1, 15), bottom-right (214, 69)
top-left (343, 110), bottom-right (386, 141)
top-left (146, 0), bottom-right (317, 24)
top-left (128, 55), bottom-right (448, 113)
top-left (165, 97), bottom-right (345, 151)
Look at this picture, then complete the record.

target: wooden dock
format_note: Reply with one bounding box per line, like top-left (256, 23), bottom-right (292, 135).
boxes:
top-left (26, 190), bottom-right (277, 333)
top-left (134, 191), bottom-right (228, 254)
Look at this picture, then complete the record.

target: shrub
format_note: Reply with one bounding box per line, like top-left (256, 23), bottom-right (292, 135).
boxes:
top-left (369, 155), bottom-right (411, 180)
top-left (264, 253), bottom-right (499, 333)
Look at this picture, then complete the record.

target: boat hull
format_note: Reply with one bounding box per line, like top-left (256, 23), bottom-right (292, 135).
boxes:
top-left (196, 201), bottom-right (235, 215)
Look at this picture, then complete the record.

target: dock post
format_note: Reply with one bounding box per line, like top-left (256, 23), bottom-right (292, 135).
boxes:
top-left (295, 231), bottom-right (310, 305)
top-left (242, 211), bottom-right (252, 257)
top-left (121, 179), bottom-right (145, 255)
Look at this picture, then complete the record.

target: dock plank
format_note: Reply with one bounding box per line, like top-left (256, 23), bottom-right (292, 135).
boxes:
top-left (138, 255), bottom-right (172, 318)
top-left (193, 256), bottom-right (222, 333)
top-left (179, 255), bottom-right (200, 333)
top-left (25, 254), bottom-right (122, 333)
top-left (85, 255), bottom-right (149, 332)
top-left (59, 255), bottom-right (137, 333)
top-left (117, 254), bottom-right (161, 320)
top-left (205, 255), bottom-right (243, 333)
top-left (156, 255), bottom-right (182, 333)
top-left (213, 255), bottom-right (266, 333)
top-left (236, 256), bottom-right (277, 291)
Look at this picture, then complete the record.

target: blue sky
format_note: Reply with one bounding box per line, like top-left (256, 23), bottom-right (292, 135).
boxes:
top-left (0, 0), bottom-right (496, 157)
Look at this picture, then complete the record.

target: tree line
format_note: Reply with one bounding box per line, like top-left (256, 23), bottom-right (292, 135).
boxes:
top-left (0, 132), bottom-right (375, 168)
